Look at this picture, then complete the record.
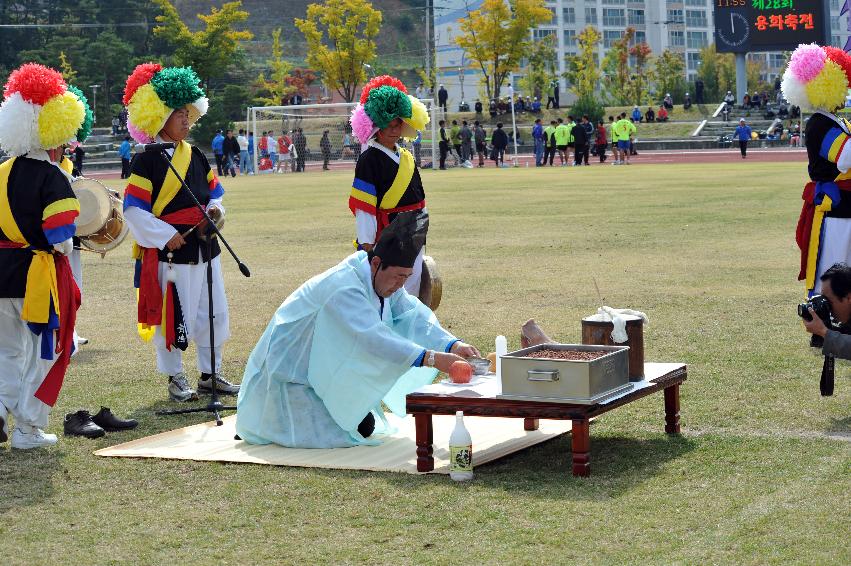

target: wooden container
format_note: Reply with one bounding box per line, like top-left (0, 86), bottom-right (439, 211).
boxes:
top-left (581, 316), bottom-right (644, 381)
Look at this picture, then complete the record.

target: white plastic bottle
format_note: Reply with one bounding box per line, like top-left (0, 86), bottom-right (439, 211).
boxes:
top-left (495, 335), bottom-right (508, 379)
top-left (449, 411), bottom-right (473, 481)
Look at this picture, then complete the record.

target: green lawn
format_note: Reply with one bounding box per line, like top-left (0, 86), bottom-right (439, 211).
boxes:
top-left (1, 164), bottom-right (849, 564)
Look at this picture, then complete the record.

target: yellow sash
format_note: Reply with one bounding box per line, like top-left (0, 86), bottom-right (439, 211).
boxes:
top-left (59, 156), bottom-right (73, 176)
top-left (131, 140), bottom-right (193, 261)
top-left (378, 148), bottom-right (415, 210)
top-left (0, 158), bottom-right (60, 324)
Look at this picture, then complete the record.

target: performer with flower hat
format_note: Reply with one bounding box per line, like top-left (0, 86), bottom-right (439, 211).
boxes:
top-left (122, 63), bottom-right (239, 402)
top-left (784, 44), bottom-right (851, 296)
top-left (348, 75), bottom-right (431, 295)
top-left (0, 63), bottom-right (85, 448)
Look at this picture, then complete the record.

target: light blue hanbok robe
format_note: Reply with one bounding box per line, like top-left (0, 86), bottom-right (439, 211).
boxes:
top-left (236, 251), bottom-right (458, 448)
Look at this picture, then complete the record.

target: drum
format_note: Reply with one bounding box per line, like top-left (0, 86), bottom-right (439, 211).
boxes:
top-left (418, 255), bottom-right (443, 311)
top-left (72, 178), bottom-right (128, 254)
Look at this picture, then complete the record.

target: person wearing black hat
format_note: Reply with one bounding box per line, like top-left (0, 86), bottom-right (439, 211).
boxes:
top-left (236, 211), bottom-right (480, 448)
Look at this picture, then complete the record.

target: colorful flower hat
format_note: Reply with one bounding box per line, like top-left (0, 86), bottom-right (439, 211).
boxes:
top-left (123, 63), bottom-right (208, 144)
top-left (350, 75), bottom-right (429, 144)
top-left (0, 63), bottom-right (88, 156)
top-left (781, 43), bottom-right (851, 112)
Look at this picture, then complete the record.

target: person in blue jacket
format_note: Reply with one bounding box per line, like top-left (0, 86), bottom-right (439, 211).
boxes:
top-left (734, 118), bottom-right (753, 158)
top-left (211, 129), bottom-right (224, 175)
top-left (118, 136), bottom-right (133, 179)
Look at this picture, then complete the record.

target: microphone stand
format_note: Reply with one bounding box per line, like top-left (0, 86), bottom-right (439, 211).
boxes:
top-left (153, 145), bottom-right (250, 425)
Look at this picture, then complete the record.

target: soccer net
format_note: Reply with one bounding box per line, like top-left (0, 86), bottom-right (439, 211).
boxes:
top-left (247, 101), bottom-right (438, 174)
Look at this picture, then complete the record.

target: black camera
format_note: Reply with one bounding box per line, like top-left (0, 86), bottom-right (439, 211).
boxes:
top-left (798, 294), bottom-right (833, 348)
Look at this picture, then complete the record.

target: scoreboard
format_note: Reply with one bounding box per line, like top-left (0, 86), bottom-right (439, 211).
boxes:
top-left (714, 0), bottom-right (830, 53)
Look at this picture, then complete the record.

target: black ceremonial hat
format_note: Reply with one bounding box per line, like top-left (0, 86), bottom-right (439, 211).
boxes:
top-left (373, 210), bottom-right (428, 268)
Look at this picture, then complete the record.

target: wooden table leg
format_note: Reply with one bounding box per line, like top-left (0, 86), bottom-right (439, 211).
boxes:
top-left (524, 418), bottom-right (539, 431)
top-left (414, 413), bottom-right (434, 472)
top-left (664, 384), bottom-right (681, 434)
top-left (571, 418), bottom-right (590, 477)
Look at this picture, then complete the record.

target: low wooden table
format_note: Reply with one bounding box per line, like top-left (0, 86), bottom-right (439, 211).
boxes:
top-left (406, 362), bottom-right (686, 477)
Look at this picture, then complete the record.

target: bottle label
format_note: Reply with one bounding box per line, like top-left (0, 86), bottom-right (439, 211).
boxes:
top-left (450, 444), bottom-right (473, 472)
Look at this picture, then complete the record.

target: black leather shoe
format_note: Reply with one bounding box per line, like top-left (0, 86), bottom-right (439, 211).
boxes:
top-left (63, 410), bottom-right (105, 439)
top-left (91, 407), bottom-right (138, 432)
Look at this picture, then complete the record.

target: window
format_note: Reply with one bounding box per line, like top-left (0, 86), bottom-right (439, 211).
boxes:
top-left (533, 28), bottom-right (555, 41)
top-left (687, 31), bottom-right (707, 48)
top-left (563, 29), bottom-right (577, 49)
top-left (832, 17), bottom-right (840, 31)
top-left (563, 7), bottom-right (575, 24)
top-left (585, 6), bottom-right (597, 24)
top-left (685, 0), bottom-right (705, 5)
top-left (603, 8), bottom-right (626, 26)
top-left (628, 9), bottom-right (645, 25)
top-left (831, 0), bottom-right (839, 9)
top-left (685, 10), bottom-right (706, 27)
top-left (687, 52), bottom-right (701, 71)
top-left (604, 30), bottom-right (622, 48)
top-left (602, 0), bottom-right (625, 4)
top-left (667, 9), bottom-right (683, 23)
top-left (832, 34), bottom-right (844, 47)
top-left (635, 30), bottom-right (646, 44)
top-left (768, 53), bottom-right (787, 68)
top-left (669, 30), bottom-right (684, 46)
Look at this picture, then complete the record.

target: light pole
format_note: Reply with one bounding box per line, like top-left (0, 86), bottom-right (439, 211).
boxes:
top-left (89, 84), bottom-right (100, 125)
top-left (363, 63), bottom-right (375, 78)
top-left (508, 84), bottom-right (518, 166)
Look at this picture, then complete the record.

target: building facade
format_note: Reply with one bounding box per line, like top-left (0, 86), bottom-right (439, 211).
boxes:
top-left (434, 0), bottom-right (849, 107)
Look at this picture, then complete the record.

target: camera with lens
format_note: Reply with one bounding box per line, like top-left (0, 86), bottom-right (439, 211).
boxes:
top-left (797, 294), bottom-right (833, 348)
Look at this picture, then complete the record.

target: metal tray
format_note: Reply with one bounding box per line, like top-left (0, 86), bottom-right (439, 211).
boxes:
top-left (497, 343), bottom-right (631, 404)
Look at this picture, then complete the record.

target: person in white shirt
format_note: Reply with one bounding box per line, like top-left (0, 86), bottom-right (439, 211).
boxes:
top-left (236, 129), bottom-right (252, 175)
top-left (266, 132), bottom-right (278, 173)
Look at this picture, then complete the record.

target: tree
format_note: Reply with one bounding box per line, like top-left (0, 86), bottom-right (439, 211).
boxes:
top-left (255, 29), bottom-right (296, 106)
top-left (601, 27), bottom-right (635, 104)
top-left (58, 51), bottom-right (76, 83)
top-left (152, 0), bottom-right (253, 87)
top-left (287, 68), bottom-right (318, 98)
top-left (455, 0), bottom-right (552, 101)
top-left (624, 42), bottom-right (652, 106)
top-left (519, 33), bottom-right (557, 100)
top-left (564, 26), bottom-right (602, 100)
top-left (654, 50), bottom-right (687, 102)
top-left (295, 0), bottom-right (382, 103)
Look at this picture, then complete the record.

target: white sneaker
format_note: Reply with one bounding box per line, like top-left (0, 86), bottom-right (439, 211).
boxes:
top-left (0, 402), bottom-right (8, 443)
top-left (168, 372), bottom-right (199, 402)
top-left (11, 426), bottom-right (58, 449)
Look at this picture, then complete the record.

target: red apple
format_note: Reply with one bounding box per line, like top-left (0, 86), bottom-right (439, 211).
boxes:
top-left (449, 361), bottom-right (473, 384)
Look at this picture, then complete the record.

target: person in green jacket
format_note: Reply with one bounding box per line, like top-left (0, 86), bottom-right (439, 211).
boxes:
top-left (565, 115), bottom-right (576, 166)
top-left (613, 113), bottom-right (637, 165)
top-left (554, 117), bottom-right (570, 166)
top-left (449, 120), bottom-right (462, 165)
top-left (543, 120), bottom-right (557, 166)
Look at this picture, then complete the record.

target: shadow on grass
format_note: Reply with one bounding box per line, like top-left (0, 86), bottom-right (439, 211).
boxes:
top-left (827, 415), bottom-right (851, 434)
top-left (0, 446), bottom-right (62, 514)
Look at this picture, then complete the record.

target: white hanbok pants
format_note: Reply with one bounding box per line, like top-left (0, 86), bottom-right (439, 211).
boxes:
top-left (0, 298), bottom-right (55, 428)
top-left (153, 253), bottom-right (230, 376)
top-left (813, 217), bottom-right (851, 294)
top-left (403, 247), bottom-right (424, 297)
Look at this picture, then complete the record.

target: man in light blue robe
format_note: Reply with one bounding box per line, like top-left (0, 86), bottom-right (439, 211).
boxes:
top-left (236, 211), bottom-right (479, 448)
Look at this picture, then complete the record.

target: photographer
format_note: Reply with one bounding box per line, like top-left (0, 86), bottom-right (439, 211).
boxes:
top-left (803, 263), bottom-right (851, 358)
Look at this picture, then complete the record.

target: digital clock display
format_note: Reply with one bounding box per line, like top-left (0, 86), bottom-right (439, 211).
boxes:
top-left (714, 0), bottom-right (829, 53)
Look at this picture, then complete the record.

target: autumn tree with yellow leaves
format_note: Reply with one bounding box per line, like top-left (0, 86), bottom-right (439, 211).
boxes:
top-left (295, 0), bottom-right (382, 102)
top-left (455, 0), bottom-right (552, 101)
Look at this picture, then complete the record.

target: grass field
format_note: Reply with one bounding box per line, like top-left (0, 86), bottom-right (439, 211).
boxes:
top-left (1, 163), bottom-right (849, 564)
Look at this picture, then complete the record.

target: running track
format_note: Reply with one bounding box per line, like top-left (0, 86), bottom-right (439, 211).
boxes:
top-left (83, 148), bottom-right (809, 181)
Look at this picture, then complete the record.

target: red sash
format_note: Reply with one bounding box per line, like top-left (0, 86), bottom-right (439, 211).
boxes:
top-left (796, 180), bottom-right (851, 281)
top-left (376, 200), bottom-right (425, 240)
top-left (137, 207), bottom-right (204, 327)
top-left (33, 254), bottom-right (81, 406)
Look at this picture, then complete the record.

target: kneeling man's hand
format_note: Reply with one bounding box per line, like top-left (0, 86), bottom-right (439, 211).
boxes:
top-left (434, 352), bottom-right (468, 373)
top-left (450, 341), bottom-right (481, 358)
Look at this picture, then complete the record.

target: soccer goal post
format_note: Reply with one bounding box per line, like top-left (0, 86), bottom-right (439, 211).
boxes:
top-left (247, 101), bottom-right (438, 175)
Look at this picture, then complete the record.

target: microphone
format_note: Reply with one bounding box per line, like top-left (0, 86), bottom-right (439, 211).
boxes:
top-left (137, 142), bottom-right (175, 152)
